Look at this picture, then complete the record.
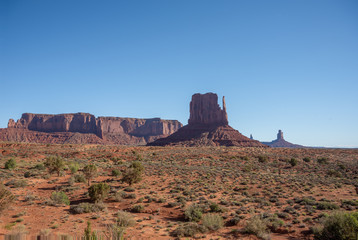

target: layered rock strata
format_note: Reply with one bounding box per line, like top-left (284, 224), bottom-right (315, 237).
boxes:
top-left (1, 113), bottom-right (182, 145)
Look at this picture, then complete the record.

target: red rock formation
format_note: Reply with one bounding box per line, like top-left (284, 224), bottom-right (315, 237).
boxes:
top-left (149, 93), bottom-right (267, 147)
top-left (2, 113), bottom-right (182, 145)
top-left (188, 93), bottom-right (228, 125)
top-left (261, 130), bottom-right (304, 148)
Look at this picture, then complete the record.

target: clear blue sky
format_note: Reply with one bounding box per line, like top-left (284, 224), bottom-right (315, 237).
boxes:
top-left (1, 0), bottom-right (357, 147)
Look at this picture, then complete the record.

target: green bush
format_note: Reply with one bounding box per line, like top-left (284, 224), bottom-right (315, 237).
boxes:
top-left (50, 191), bottom-right (70, 205)
top-left (171, 222), bottom-right (207, 237)
top-left (243, 215), bottom-right (271, 240)
top-left (317, 157), bottom-right (329, 164)
top-left (258, 156), bottom-right (268, 163)
top-left (116, 210), bottom-right (136, 227)
top-left (202, 213), bottom-right (224, 231)
top-left (122, 161), bottom-right (144, 186)
top-left (303, 157), bottom-right (311, 163)
top-left (74, 174), bottom-right (86, 183)
top-left (88, 183), bottom-right (110, 203)
top-left (289, 158), bottom-right (298, 167)
top-left (68, 162), bottom-right (80, 174)
top-left (70, 202), bottom-right (105, 214)
top-left (184, 203), bottom-right (204, 222)
top-left (111, 169), bottom-right (121, 177)
top-left (313, 211), bottom-right (358, 240)
top-left (131, 204), bottom-right (144, 213)
top-left (5, 158), bottom-right (16, 170)
top-left (83, 164), bottom-right (98, 186)
top-left (45, 155), bottom-right (65, 177)
top-left (317, 201), bottom-right (339, 210)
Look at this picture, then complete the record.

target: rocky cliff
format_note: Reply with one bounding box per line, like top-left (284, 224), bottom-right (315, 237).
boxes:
top-left (149, 93), bottom-right (267, 147)
top-left (2, 113), bottom-right (182, 145)
top-left (261, 130), bottom-right (304, 148)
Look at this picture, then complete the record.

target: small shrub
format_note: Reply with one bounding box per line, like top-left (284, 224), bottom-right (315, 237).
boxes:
top-left (111, 169), bottom-right (121, 177)
top-left (116, 211), bottom-right (135, 227)
top-left (88, 183), bottom-right (110, 203)
top-left (317, 201), bottom-right (339, 210)
top-left (131, 204), bottom-right (144, 213)
top-left (5, 179), bottom-right (28, 188)
top-left (202, 213), bottom-right (224, 231)
top-left (313, 211), bottom-right (358, 240)
top-left (50, 191), bottom-right (70, 205)
top-left (171, 222), bottom-right (206, 237)
top-left (258, 156), bottom-right (268, 163)
top-left (74, 174), bottom-right (86, 183)
top-left (303, 157), bottom-right (311, 163)
top-left (68, 162), bottom-right (80, 174)
top-left (289, 158), bottom-right (298, 167)
top-left (83, 164), bottom-right (98, 186)
top-left (122, 161), bottom-right (144, 186)
top-left (317, 157), bottom-right (329, 164)
top-left (45, 155), bottom-right (65, 177)
top-left (70, 202), bottom-right (105, 214)
top-left (209, 202), bottom-right (223, 213)
top-left (184, 203), bottom-right (204, 222)
top-left (5, 158), bottom-right (16, 170)
top-left (243, 215), bottom-right (271, 240)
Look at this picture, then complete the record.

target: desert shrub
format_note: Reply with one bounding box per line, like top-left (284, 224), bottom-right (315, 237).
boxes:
top-left (44, 155), bottom-right (65, 177)
top-left (258, 156), bottom-right (268, 163)
top-left (171, 222), bottom-right (207, 237)
top-left (202, 213), bottom-right (224, 231)
top-left (303, 157), bottom-right (311, 163)
top-left (70, 202), bottom-right (105, 214)
top-left (184, 203), bottom-right (204, 222)
top-left (83, 164), bottom-right (97, 186)
top-left (327, 169), bottom-right (342, 178)
top-left (83, 221), bottom-right (97, 240)
top-left (317, 201), bottom-right (339, 210)
top-left (74, 174), bottom-right (86, 183)
top-left (5, 179), bottom-right (28, 188)
top-left (122, 161), bottom-right (144, 186)
top-left (5, 158), bottom-right (16, 170)
top-left (289, 158), bottom-right (298, 167)
top-left (68, 162), bottom-right (80, 174)
top-left (131, 204), bottom-right (144, 213)
top-left (313, 211), bottom-right (358, 240)
top-left (88, 183), bottom-right (110, 203)
top-left (317, 157), bottom-right (329, 164)
top-left (243, 215), bottom-right (271, 240)
top-left (209, 202), bottom-right (223, 213)
top-left (0, 184), bottom-right (15, 213)
top-left (116, 211), bottom-right (136, 227)
top-left (50, 191), bottom-right (70, 205)
top-left (111, 169), bottom-right (121, 177)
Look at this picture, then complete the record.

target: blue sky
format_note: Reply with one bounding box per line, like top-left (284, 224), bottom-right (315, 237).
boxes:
top-left (1, 0), bottom-right (357, 147)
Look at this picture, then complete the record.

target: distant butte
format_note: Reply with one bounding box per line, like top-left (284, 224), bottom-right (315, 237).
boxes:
top-left (0, 113), bottom-right (182, 145)
top-left (148, 93), bottom-right (267, 147)
top-left (261, 130), bottom-right (304, 148)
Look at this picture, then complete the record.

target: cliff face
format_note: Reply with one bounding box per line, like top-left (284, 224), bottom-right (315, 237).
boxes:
top-left (149, 93), bottom-right (267, 147)
top-left (4, 113), bottom-right (182, 145)
top-left (188, 93), bottom-right (228, 125)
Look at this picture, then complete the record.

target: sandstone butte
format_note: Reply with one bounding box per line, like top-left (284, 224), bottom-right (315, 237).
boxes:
top-left (0, 113), bottom-right (182, 145)
top-left (149, 93), bottom-right (267, 147)
top-left (261, 130), bottom-right (305, 148)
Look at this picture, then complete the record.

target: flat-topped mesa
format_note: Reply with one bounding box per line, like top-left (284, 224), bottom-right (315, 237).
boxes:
top-left (6, 113), bottom-right (182, 145)
top-left (277, 130), bottom-right (284, 140)
top-left (188, 93), bottom-right (228, 126)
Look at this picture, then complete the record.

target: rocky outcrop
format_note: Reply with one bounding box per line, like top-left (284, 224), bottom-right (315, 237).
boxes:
top-left (2, 113), bottom-right (182, 145)
top-left (261, 130), bottom-right (304, 148)
top-left (149, 93), bottom-right (267, 147)
top-left (188, 93), bottom-right (228, 125)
